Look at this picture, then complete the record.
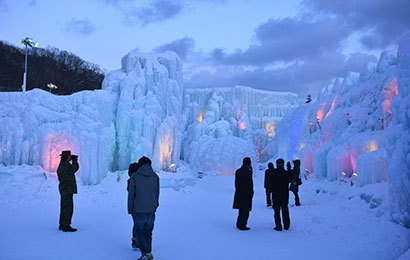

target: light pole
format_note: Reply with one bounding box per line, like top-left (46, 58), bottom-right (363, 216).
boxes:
top-left (19, 37), bottom-right (38, 92)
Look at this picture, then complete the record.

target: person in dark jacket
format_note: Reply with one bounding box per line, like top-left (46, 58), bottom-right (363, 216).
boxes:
top-left (289, 160), bottom-right (301, 206)
top-left (270, 158), bottom-right (292, 231)
top-left (233, 157), bottom-right (254, 231)
top-left (128, 162), bottom-right (141, 249)
top-left (57, 150), bottom-right (79, 232)
top-left (128, 157), bottom-right (159, 260)
top-left (264, 162), bottom-right (274, 207)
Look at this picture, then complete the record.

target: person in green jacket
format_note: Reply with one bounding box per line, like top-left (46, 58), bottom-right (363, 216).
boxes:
top-left (57, 150), bottom-right (79, 232)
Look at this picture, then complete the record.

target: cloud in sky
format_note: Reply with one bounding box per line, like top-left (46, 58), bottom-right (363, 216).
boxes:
top-left (212, 17), bottom-right (350, 66)
top-left (173, 0), bottom-right (409, 98)
top-left (0, 0), bottom-right (7, 12)
top-left (302, 0), bottom-right (410, 49)
top-left (65, 19), bottom-right (96, 36)
top-left (186, 52), bottom-right (377, 97)
top-left (153, 37), bottom-right (195, 59)
top-left (125, 0), bottom-right (184, 26)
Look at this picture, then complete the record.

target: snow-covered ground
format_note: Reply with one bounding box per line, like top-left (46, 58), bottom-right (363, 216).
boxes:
top-left (1, 165), bottom-right (409, 260)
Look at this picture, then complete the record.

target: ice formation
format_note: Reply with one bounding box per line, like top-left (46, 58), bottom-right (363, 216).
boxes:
top-left (102, 51), bottom-right (183, 172)
top-left (0, 89), bottom-right (116, 185)
top-left (273, 37), bottom-right (410, 227)
top-left (181, 86), bottom-right (299, 175)
top-left (0, 50), bottom-right (298, 183)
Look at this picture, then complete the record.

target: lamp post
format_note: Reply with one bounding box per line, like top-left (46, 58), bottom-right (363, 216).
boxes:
top-left (19, 37), bottom-right (38, 92)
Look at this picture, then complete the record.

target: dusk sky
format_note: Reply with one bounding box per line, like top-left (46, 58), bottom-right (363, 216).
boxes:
top-left (1, 0), bottom-right (410, 98)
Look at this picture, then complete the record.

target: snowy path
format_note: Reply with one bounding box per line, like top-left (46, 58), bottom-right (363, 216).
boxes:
top-left (0, 165), bottom-right (409, 260)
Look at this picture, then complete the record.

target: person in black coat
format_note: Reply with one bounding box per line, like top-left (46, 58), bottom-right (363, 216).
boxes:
top-left (289, 160), bottom-right (301, 206)
top-left (127, 162), bottom-right (141, 249)
top-left (264, 162), bottom-right (274, 207)
top-left (270, 158), bottom-right (292, 231)
top-left (233, 157), bottom-right (254, 230)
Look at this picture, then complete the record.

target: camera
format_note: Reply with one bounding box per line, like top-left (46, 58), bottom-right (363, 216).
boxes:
top-left (71, 155), bottom-right (78, 161)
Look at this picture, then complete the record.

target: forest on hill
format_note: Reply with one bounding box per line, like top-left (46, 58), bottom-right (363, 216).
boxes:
top-left (0, 41), bottom-right (104, 95)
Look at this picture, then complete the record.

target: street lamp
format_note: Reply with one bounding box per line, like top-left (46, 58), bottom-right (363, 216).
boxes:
top-left (19, 37), bottom-right (38, 92)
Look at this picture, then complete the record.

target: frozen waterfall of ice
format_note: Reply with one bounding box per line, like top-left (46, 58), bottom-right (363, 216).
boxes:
top-left (181, 86), bottom-right (299, 175)
top-left (102, 50), bottom-right (184, 172)
top-left (0, 89), bottom-right (116, 185)
top-left (272, 37), bottom-right (410, 227)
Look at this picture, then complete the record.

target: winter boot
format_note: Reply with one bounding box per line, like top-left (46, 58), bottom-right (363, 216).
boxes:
top-left (62, 226), bottom-right (77, 232)
top-left (131, 238), bottom-right (139, 249)
top-left (274, 226), bottom-right (282, 231)
top-left (295, 197), bottom-right (301, 206)
top-left (138, 253), bottom-right (153, 260)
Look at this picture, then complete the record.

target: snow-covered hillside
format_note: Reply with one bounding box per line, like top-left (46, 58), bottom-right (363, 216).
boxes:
top-left (273, 37), bottom-right (410, 227)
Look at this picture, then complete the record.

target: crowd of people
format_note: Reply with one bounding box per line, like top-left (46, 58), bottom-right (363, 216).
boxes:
top-left (233, 157), bottom-right (301, 231)
top-left (56, 150), bottom-right (300, 260)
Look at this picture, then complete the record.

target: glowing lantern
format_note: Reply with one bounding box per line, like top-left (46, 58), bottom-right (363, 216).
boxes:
top-left (47, 83), bottom-right (58, 93)
top-left (239, 122), bottom-right (246, 130)
top-left (168, 163), bottom-right (177, 173)
top-left (351, 172), bottom-right (358, 186)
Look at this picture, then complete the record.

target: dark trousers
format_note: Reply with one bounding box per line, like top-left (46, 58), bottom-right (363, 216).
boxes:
top-left (132, 212), bottom-right (155, 254)
top-left (273, 201), bottom-right (290, 229)
top-left (236, 209), bottom-right (250, 228)
top-left (265, 190), bottom-right (272, 206)
top-left (291, 190), bottom-right (300, 206)
top-left (59, 194), bottom-right (74, 226)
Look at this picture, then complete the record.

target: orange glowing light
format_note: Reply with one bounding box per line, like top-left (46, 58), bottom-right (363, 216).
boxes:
top-left (324, 94), bottom-right (338, 120)
top-left (43, 133), bottom-right (76, 172)
top-left (197, 113), bottom-right (203, 122)
top-left (305, 168), bottom-right (310, 173)
top-left (265, 121), bottom-right (276, 138)
top-left (316, 103), bottom-right (326, 123)
top-left (299, 143), bottom-right (306, 151)
top-left (239, 122), bottom-right (246, 130)
top-left (367, 140), bottom-right (378, 152)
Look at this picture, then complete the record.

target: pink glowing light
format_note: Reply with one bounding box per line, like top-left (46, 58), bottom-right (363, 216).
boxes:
top-left (239, 122), bottom-right (246, 130)
top-left (43, 133), bottom-right (77, 172)
top-left (316, 103), bottom-right (326, 123)
top-left (324, 94), bottom-right (338, 121)
top-left (382, 77), bottom-right (398, 126)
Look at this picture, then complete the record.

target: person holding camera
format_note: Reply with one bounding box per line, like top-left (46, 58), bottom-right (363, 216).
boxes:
top-left (57, 150), bottom-right (79, 232)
